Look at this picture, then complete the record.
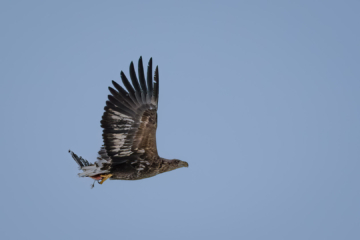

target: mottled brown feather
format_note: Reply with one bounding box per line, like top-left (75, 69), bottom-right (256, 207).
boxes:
top-left (101, 57), bottom-right (159, 165)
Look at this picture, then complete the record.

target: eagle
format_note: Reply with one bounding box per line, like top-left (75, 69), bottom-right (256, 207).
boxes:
top-left (69, 57), bottom-right (188, 188)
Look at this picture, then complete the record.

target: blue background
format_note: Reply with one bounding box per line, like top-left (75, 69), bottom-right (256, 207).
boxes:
top-left (1, 1), bottom-right (359, 239)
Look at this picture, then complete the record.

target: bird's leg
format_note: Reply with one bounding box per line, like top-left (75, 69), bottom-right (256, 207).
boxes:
top-left (99, 174), bottom-right (113, 184)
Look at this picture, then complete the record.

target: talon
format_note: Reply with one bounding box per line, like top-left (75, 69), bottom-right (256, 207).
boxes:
top-left (99, 174), bottom-right (113, 184)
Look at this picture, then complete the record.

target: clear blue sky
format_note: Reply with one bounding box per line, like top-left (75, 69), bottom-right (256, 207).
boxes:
top-left (1, 1), bottom-right (359, 239)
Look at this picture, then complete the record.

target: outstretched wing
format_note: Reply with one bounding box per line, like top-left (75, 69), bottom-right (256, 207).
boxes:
top-left (101, 57), bottom-right (159, 165)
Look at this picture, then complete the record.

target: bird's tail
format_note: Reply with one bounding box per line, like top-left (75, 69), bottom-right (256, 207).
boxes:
top-left (68, 150), bottom-right (110, 178)
top-left (69, 150), bottom-right (90, 168)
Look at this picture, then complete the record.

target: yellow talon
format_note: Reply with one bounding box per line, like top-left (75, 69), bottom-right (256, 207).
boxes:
top-left (99, 174), bottom-right (113, 184)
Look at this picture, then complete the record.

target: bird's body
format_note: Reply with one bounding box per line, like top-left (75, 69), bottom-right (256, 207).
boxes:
top-left (111, 157), bottom-right (185, 180)
top-left (69, 57), bottom-right (188, 187)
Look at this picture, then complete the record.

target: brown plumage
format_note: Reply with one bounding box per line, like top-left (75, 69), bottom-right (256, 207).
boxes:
top-left (69, 57), bottom-right (188, 186)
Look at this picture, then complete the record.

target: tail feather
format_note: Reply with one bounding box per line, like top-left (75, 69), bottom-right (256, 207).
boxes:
top-left (69, 150), bottom-right (90, 168)
top-left (68, 149), bottom-right (111, 178)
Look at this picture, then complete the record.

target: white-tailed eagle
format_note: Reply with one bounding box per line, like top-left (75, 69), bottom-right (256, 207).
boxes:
top-left (69, 57), bottom-right (188, 188)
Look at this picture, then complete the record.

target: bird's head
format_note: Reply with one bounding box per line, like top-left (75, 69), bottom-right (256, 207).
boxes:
top-left (159, 158), bottom-right (189, 173)
top-left (174, 159), bottom-right (189, 168)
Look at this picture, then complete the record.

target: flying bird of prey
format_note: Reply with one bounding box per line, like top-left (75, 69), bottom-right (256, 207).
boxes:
top-left (69, 57), bottom-right (188, 187)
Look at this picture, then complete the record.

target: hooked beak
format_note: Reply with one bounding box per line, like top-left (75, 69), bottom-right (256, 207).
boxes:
top-left (180, 161), bottom-right (189, 168)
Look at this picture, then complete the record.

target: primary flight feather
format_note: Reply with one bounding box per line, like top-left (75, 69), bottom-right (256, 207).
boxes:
top-left (69, 57), bottom-right (188, 187)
